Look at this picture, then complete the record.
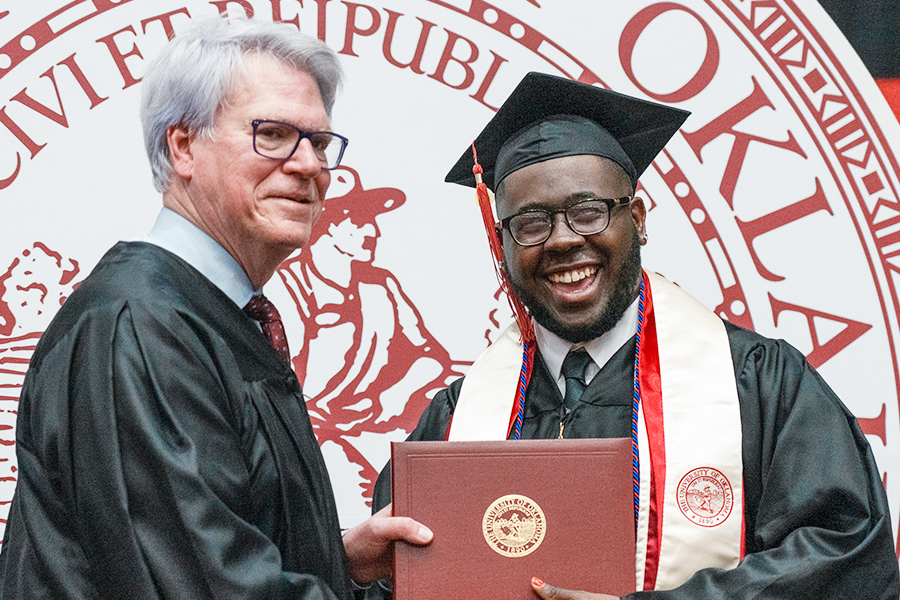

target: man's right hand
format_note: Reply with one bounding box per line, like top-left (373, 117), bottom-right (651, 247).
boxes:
top-left (343, 504), bottom-right (433, 586)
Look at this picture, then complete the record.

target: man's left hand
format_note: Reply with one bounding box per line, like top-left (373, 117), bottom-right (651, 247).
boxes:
top-left (531, 577), bottom-right (620, 600)
top-left (343, 504), bottom-right (433, 585)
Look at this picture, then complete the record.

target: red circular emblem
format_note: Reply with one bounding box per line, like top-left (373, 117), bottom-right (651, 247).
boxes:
top-left (677, 468), bottom-right (734, 527)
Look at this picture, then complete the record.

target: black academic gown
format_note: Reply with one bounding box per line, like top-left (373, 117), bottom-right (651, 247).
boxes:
top-left (0, 242), bottom-right (354, 600)
top-left (372, 323), bottom-right (899, 599)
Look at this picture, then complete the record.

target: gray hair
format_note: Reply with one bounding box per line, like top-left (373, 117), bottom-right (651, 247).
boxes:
top-left (140, 16), bottom-right (343, 192)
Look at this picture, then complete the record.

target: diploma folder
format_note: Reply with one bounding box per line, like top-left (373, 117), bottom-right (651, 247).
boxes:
top-left (391, 438), bottom-right (634, 599)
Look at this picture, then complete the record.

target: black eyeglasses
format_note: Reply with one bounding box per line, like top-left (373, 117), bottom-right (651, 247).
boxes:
top-left (499, 196), bottom-right (633, 247)
top-left (251, 119), bottom-right (349, 169)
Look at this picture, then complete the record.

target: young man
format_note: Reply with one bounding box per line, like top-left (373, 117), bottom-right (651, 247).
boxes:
top-left (373, 72), bottom-right (898, 599)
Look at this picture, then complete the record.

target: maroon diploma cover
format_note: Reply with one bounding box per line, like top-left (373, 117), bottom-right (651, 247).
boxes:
top-left (391, 438), bottom-right (634, 599)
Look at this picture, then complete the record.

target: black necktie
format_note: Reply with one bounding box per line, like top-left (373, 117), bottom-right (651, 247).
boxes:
top-left (243, 294), bottom-right (291, 365)
top-left (561, 349), bottom-right (592, 411)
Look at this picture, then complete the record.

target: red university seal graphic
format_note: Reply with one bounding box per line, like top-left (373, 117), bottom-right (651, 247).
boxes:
top-left (677, 467), bottom-right (734, 527)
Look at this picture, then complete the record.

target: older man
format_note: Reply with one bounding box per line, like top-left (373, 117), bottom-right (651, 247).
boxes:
top-left (0, 16), bottom-right (429, 599)
top-left (372, 72), bottom-right (898, 599)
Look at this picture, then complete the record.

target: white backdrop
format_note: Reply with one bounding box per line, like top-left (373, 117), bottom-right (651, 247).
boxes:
top-left (0, 0), bottom-right (897, 561)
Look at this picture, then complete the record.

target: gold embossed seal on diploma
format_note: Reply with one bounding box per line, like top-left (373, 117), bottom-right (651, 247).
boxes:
top-left (482, 494), bottom-right (546, 557)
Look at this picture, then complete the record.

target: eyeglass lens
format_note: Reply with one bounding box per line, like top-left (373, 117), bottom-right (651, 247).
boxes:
top-left (253, 120), bottom-right (346, 168)
top-left (509, 200), bottom-right (611, 246)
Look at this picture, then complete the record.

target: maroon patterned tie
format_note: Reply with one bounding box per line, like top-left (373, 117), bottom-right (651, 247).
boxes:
top-left (243, 294), bottom-right (291, 365)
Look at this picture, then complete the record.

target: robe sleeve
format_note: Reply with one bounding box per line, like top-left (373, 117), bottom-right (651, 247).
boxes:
top-left (625, 331), bottom-right (899, 600)
top-left (2, 300), bottom-right (348, 600)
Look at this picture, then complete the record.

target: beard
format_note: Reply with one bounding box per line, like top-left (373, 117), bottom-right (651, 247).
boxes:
top-left (508, 230), bottom-right (643, 343)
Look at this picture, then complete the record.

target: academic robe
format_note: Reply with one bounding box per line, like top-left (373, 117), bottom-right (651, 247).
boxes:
top-left (0, 242), bottom-right (354, 600)
top-left (372, 322), bottom-right (899, 599)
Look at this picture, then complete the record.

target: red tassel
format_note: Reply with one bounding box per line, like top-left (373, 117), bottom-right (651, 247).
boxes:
top-left (472, 144), bottom-right (536, 347)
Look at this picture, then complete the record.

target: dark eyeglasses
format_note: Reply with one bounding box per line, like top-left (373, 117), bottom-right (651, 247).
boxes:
top-left (499, 196), bottom-right (633, 247)
top-left (251, 119), bottom-right (349, 169)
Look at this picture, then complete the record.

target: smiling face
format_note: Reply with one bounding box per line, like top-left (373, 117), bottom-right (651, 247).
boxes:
top-left (168, 53), bottom-right (332, 288)
top-left (497, 154), bottom-right (647, 343)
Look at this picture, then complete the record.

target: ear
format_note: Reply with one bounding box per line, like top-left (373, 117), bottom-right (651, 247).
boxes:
top-left (631, 196), bottom-right (648, 245)
top-left (167, 124), bottom-right (196, 181)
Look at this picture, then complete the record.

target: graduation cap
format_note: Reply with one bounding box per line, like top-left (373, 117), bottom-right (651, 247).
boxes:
top-left (445, 72), bottom-right (690, 191)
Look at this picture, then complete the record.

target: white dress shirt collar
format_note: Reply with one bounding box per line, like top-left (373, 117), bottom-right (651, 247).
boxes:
top-left (144, 208), bottom-right (256, 308)
top-left (534, 297), bottom-right (640, 396)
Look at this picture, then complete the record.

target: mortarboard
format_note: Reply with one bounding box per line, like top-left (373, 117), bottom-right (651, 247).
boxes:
top-left (445, 72), bottom-right (691, 191)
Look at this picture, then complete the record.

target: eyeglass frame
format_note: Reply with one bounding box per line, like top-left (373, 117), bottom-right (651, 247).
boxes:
top-left (497, 196), bottom-right (634, 247)
top-left (251, 119), bottom-right (349, 170)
